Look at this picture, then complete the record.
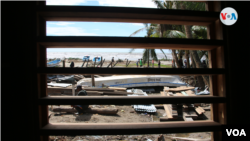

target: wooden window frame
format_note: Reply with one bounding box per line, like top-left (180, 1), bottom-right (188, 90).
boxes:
top-left (36, 1), bottom-right (227, 141)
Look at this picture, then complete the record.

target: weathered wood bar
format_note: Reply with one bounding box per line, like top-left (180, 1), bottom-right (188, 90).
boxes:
top-left (52, 107), bottom-right (118, 115)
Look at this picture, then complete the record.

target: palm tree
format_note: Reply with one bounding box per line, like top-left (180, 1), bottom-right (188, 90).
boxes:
top-left (173, 1), bottom-right (210, 87)
top-left (151, 25), bottom-right (186, 68)
top-left (129, 23), bottom-right (168, 67)
top-left (153, 0), bottom-right (186, 68)
top-left (153, 0), bottom-right (210, 87)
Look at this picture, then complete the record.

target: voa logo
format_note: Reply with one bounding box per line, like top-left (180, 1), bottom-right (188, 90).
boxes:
top-left (220, 7), bottom-right (238, 26)
top-left (226, 129), bottom-right (246, 136)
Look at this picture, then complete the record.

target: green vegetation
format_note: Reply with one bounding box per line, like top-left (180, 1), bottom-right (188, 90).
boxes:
top-left (129, 23), bottom-right (168, 65)
top-left (159, 58), bottom-right (172, 61)
top-left (67, 57), bottom-right (81, 60)
top-left (146, 0), bottom-right (209, 88)
top-left (117, 59), bottom-right (123, 62)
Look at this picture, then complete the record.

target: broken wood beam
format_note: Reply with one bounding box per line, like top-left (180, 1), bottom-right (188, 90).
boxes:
top-left (86, 60), bottom-right (89, 67)
top-left (195, 106), bottom-right (206, 115)
top-left (198, 106), bottom-right (205, 113)
top-left (112, 61), bottom-right (119, 68)
top-left (103, 91), bottom-right (132, 95)
top-left (168, 87), bottom-right (195, 92)
top-left (91, 74), bottom-right (95, 87)
top-left (100, 59), bottom-right (105, 67)
top-left (160, 91), bottom-right (173, 119)
top-left (155, 105), bottom-right (193, 112)
top-left (81, 60), bottom-right (86, 67)
top-left (94, 58), bottom-right (96, 67)
top-left (183, 110), bottom-right (198, 120)
top-left (126, 61), bottom-right (131, 67)
top-left (160, 116), bottom-right (184, 121)
top-left (83, 88), bottom-right (114, 91)
top-left (108, 87), bottom-right (127, 91)
top-left (52, 107), bottom-right (118, 115)
top-left (195, 108), bottom-right (203, 115)
top-left (107, 62), bottom-right (112, 68)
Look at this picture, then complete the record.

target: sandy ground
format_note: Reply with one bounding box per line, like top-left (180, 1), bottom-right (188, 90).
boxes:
top-left (47, 60), bottom-right (172, 68)
top-left (46, 52), bottom-right (173, 61)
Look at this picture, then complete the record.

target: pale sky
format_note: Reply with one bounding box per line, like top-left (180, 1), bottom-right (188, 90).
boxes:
top-left (46, 0), bottom-right (170, 54)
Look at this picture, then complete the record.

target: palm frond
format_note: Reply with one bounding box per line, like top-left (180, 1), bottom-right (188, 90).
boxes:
top-left (150, 49), bottom-right (158, 61)
top-left (129, 48), bottom-right (136, 53)
top-left (192, 26), bottom-right (207, 39)
top-left (142, 49), bottom-right (149, 64)
top-left (152, 0), bottom-right (166, 9)
top-left (164, 30), bottom-right (186, 38)
top-left (129, 27), bottom-right (147, 37)
top-left (160, 49), bottom-right (167, 60)
top-left (197, 50), bottom-right (207, 60)
top-left (150, 32), bottom-right (160, 37)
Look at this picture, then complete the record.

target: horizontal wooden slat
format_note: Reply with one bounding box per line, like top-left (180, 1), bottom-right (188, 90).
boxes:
top-left (38, 96), bottom-right (226, 105)
top-left (37, 68), bottom-right (226, 75)
top-left (40, 121), bottom-right (221, 135)
top-left (37, 6), bottom-right (219, 26)
top-left (38, 37), bottom-right (223, 50)
top-left (180, 0), bottom-right (208, 2)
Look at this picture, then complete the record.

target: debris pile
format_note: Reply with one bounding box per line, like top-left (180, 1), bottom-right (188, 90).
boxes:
top-left (157, 86), bottom-right (210, 122)
top-left (128, 89), bottom-right (157, 113)
top-left (47, 75), bottom-right (85, 84)
top-left (48, 86), bottom-right (133, 96)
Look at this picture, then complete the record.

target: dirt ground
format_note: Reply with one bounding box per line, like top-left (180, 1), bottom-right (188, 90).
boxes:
top-left (49, 105), bottom-right (152, 124)
top-left (49, 94), bottom-right (212, 141)
top-left (50, 132), bottom-right (212, 141)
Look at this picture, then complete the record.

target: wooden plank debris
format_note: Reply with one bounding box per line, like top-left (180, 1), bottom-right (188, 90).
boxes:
top-left (161, 91), bottom-right (173, 119)
top-left (198, 106), bottom-right (205, 113)
top-left (195, 108), bottom-right (203, 115)
top-left (108, 87), bottom-right (127, 91)
top-left (102, 92), bottom-right (129, 95)
top-left (195, 106), bottom-right (206, 115)
top-left (185, 90), bottom-right (196, 96)
top-left (183, 110), bottom-right (198, 119)
top-left (165, 87), bottom-right (196, 96)
top-left (167, 87), bottom-right (195, 92)
top-left (83, 88), bottom-right (115, 91)
top-left (175, 93), bottom-right (184, 96)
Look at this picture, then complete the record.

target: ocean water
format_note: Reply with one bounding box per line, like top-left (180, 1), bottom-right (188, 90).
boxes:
top-left (47, 52), bottom-right (173, 61)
